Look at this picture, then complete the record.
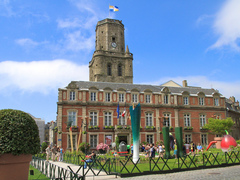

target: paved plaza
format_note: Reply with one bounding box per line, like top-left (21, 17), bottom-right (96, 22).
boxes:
top-left (121, 165), bottom-right (240, 180)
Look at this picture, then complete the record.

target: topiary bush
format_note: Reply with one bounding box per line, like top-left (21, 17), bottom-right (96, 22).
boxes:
top-left (41, 141), bottom-right (48, 153)
top-left (0, 109), bottom-right (40, 155)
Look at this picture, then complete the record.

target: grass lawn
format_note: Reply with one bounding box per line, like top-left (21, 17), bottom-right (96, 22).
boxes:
top-left (28, 165), bottom-right (50, 180)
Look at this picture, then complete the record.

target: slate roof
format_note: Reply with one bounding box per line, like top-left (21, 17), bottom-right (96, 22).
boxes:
top-left (63, 81), bottom-right (223, 97)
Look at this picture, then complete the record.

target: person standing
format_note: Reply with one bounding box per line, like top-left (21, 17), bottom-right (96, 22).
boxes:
top-left (46, 145), bottom-right (51, 162)
top-left (159, 144), bottom-right (164, 158)
top-left (150, 144), bottom-right (156, 158)
top-left (59, 146), bottom-right (64, 162)
top-left (173, 139), bottom-right (178, 159)
top-left (51, 145), bottom-right (57, 162)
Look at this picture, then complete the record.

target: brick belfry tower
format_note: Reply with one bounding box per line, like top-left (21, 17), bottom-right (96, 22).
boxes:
top-left (89, 19), bottom-right (133, 84)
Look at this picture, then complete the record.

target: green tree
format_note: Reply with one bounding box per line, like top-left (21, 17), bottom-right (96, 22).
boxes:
top-left (203, 117), bottom-right (234, 136)
top-left (41, 141), bottom-right (48, 152)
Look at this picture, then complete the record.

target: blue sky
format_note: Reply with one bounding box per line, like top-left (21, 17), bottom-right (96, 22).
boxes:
top-left (1, 0), bottom-right (240, 123)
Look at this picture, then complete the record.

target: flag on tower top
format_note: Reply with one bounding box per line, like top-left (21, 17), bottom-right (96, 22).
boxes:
top-left (114, 6), bottom-right (119, 12)
top-left (109, 5), bottom-right (119, 12)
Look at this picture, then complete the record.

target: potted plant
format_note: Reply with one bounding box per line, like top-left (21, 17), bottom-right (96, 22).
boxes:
top-left (96, 143), bottom-right (109, 154)
top-left (78, 142), bottom-right (90, 154)
top-left (0, 109), bottom-right (40, 180)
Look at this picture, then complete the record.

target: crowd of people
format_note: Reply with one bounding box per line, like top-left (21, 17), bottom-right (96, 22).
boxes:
top-left (140, 140), bottom-right (204, 159)
top-left (45, 144), bottom-right (64, 162)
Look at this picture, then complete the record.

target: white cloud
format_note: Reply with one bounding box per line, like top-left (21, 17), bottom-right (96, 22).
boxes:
top-left (143, 76), bottom-right (240, 101)
top-left (210, 0), bottom-right (240, 51)
top-left (0, 60), bottom-right (88, 94)
top-left (64, 31), bottom-right (95, 51)
top-left (15, 38), bottom-right (39, 47)
top-left (0, 0), bottom-right (14, 16)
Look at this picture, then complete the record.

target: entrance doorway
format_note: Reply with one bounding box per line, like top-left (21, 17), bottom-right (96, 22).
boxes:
top-left (118, 136), bottom-right (127, 144)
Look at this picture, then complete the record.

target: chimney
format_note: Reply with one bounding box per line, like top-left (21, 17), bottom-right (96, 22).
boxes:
top-left (182, 80), bottom-right (188, 87)
top-left (229, 96), bottom-right (236, 103)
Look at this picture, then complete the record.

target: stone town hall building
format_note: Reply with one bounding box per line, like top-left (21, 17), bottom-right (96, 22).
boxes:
top-left (56, 18), bottom-right (239, 151)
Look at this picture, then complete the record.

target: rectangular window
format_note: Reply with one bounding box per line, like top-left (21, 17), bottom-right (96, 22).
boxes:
top-left (163, 113), bottom-right (170, 127)
top-left (199, 97), bottom-right (204, 105)
top-left (68, 111), bottom-right (76, 126)
top-left (70, 91), bottom-right (75, 100)
top-left (164, 95), bottom-right (168, 104)
top-left (105, 93), bottom-right (111, 102)
top-left (91, 92), bottom-right (96, 101)
top-left (214, 98), bottom-right (219, 106)
top-left (201, 134), bottom-right (207, 145)
top-left (90, 112), bottom-right (97, 126)
top-left (132, 94), bottom-right (138, 103)
top-left (184, 114), bottom-right (191, 127)
top-left (68, 135), bottom-right (76, 149)
top-left (146, 135), bottom-right (153, 144)
top-left (145, 94), bottom-right (151, 103)
top-left (105, 135), bottom-right (112, 145)
top-left (119, 114), bottom-right (125, 125)
top-left (183, 97), bottom-right (189, 105)
top-left (119, 93), bottom-right (124, 102)
top-left (200, 114), bottom-right (206, 127)
top-left (90, 135), bottom-right (97, 148)
top-left (146, 113), bottom-right (153, 126)
top-left (185, 134), bottom-right (192, 144)
top-left (104, 112), bottom-right (112, 126)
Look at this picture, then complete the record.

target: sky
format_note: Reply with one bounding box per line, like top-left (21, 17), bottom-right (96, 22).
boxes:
top-left (1, 0), bottom-right (240, 123)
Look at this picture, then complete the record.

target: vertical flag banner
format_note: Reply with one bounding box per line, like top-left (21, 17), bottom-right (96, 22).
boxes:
top-left (117, 103), bottom-right (120, 119)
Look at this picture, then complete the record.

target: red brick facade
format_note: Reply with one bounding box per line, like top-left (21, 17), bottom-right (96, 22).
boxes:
top-left (57, 81), bottom-right (226, 151)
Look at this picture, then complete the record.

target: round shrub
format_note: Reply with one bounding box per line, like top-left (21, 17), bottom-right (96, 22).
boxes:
top-left (0, 109), bottom-right (40, 155)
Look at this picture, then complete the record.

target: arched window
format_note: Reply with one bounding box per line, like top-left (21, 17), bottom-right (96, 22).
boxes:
top-left (107, 64), bottom-right (112, 76)
top-left (118, 64), bottom-right (122, 76)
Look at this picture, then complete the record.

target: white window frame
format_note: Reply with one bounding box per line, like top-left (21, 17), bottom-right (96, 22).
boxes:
top-left (146, 113), bottom-right (153, 126)
top-left (185, 134), bottom-right (192, 144)
top-left (184, 114), bottom-right (191, 127)
top-left (164, 95), bottom-right (168, 104)
top-left (132, 94), bottom-right (138, 103)
top-left (183, 96), bottom-right (189, 105)
top-left (90, 92), bottom-right (96, 101)
top-left (68, 111), bottom-right (77, 126)
top-left (200, 114), bottom-right (206, 127)
top-left (119, 93), bottom-right (124, 102)
top-left (70, 91), bottom-right (75, 101)
top-left (105, 92), bottom-right (111, 102)
top-left (146, 134), bottom-right (153, 144)
top-left (90, 112), bottom-right (97, 126)
top-left (201, 134), bottom-right (208, 145)
top-left (145, 94), bottom-right (151, 103)
top-left (90, 135), bottom-right (98, 148)
top-left (163, 113), bottom-right (171, 127)
top-left (214, 98), bottom-right (219, 106)
top-left (199, 97), bottom-right (204, 105)
top-left (104, 112), bottom-right (112, 126)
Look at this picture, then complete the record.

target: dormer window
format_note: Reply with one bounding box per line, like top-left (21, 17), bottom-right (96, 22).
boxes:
top-left (70, 91), bottom-right (75, 100)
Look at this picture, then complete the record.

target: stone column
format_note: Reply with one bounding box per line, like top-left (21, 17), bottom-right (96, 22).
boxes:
top-left (174, 109), bottom-right (179, 127)
top-left (155, 108), bottom-right (160, 142)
